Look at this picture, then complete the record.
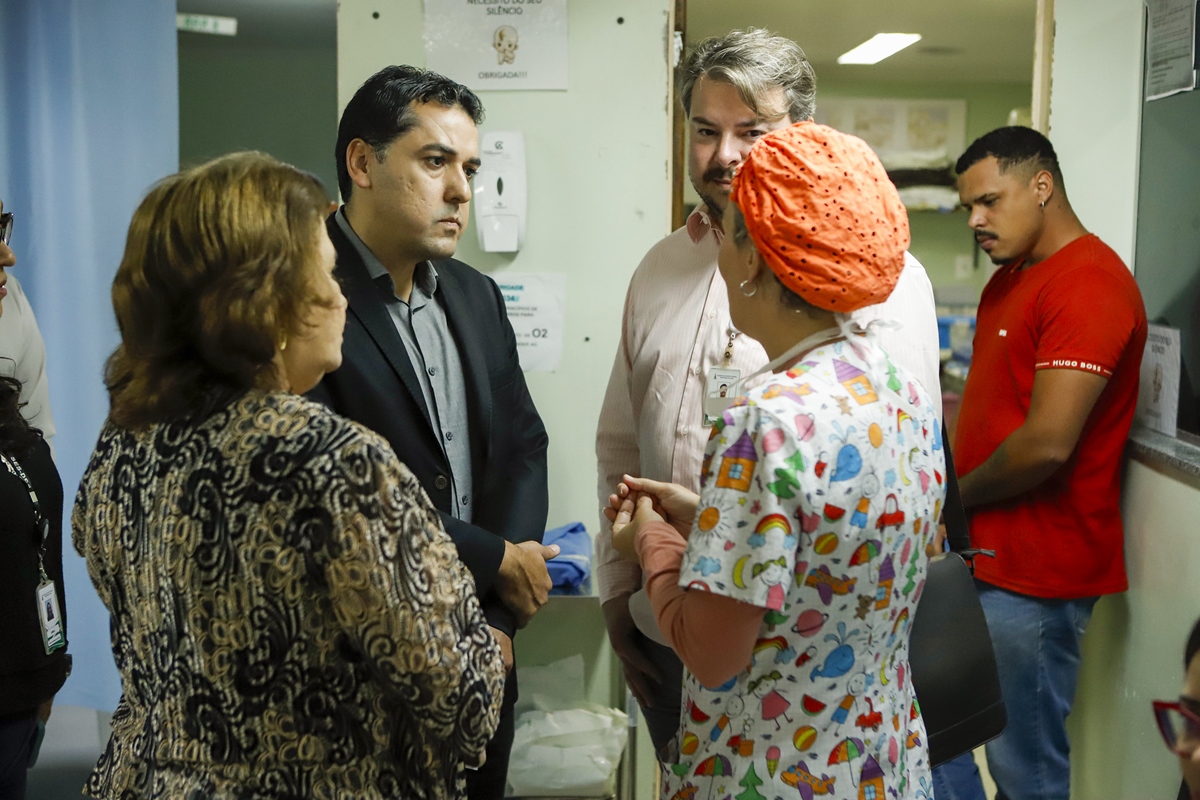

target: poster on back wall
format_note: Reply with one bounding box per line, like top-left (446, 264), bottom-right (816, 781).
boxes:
top-left (424, 0), bottom-right (568, 91)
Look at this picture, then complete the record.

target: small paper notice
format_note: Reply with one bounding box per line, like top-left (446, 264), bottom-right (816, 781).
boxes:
top-left (1136, 323), bottom-right (1182, 436)
top-left (424, 0), bottom-right (569, 91)
top-left (496, 273), bottom-right (565, 373)
top-left (1147, 0), bottom-right (1198, 100)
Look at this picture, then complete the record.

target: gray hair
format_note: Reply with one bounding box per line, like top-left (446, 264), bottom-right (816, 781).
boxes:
top-left (678, 28), bottom-right (817, 123)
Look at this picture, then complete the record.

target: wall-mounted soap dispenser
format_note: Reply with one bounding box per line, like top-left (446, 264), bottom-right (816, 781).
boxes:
top-left (473, 130), bottom-right (527, 253)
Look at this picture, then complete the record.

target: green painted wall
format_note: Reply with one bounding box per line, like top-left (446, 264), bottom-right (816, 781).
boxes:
top-left (820, 79), bottom-right (1033, 300)
top-left (178, 34), bottom-right (338, 195)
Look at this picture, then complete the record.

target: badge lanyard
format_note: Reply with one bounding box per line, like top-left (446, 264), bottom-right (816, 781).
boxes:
top-left (704, 326), bottom-right (745, 426)
top-left (0, 450), bottom-right (64, 654)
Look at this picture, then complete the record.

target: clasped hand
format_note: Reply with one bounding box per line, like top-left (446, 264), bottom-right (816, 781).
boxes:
top-left (605, 475), bottom-right (699, 563)
top-left (497, 539), bottom-right (560, 628)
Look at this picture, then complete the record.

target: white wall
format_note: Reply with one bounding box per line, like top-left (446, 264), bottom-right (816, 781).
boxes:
top-left (1048, 0), bottom-right (1145, 268)
top-left (1070, 457), bottom-right (1200, 799)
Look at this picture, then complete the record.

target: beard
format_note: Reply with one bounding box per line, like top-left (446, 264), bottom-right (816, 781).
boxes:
top-left (694, 165), bottom-right (734, 221)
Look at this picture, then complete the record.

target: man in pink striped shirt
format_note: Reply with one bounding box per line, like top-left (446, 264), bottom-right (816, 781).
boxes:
top-left (594, 28), bottom-right (942, 755)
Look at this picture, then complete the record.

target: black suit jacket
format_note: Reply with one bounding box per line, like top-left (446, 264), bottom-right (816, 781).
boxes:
top-left (309, 215), bottom-right (550, 638)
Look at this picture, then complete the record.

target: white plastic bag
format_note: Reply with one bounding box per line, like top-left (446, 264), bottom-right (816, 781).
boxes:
top-left (505, 704), bottom-right (628, 797)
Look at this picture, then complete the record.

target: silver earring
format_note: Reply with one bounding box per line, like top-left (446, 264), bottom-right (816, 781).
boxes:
top-left (1040, 200), bottom-right (1046, 209)
top-left (739, 279), bottom-right (758, 297)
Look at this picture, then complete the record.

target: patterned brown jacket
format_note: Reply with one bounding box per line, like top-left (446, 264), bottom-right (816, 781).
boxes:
top-left (72, 391), bottom-right (503, 799)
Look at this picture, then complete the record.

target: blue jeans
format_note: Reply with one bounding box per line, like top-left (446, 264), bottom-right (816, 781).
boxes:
top-left (976, 581), bottom-right (1097, 800)
top-left (933, 751), bottom-right (987, 800)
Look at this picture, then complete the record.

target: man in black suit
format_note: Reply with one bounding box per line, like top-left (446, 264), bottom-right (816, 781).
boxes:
top-left (309, 65), bottom-right (556, 799)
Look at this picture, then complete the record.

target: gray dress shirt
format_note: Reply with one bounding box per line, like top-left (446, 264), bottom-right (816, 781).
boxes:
top-left (335, 209), bottom-right (474, 522)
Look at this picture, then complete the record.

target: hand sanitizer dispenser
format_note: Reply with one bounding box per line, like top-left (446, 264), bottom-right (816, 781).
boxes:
top-left (474, 131), bottom-right (527, 253)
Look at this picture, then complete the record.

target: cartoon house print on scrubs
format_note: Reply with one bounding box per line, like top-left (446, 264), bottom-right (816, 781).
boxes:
top-left (875, 556), bottom-right (895, 610)
top-left (859, 755), bottom-right (885, 799)
top-left (718, 429), bottom-right (758, 491)
top-left (835, 359), bottom-right (878, 405)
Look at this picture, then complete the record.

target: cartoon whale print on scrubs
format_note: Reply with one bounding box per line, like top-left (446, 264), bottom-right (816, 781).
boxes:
top-left (828, 421), bottom-right (863, 483)
top-left (811, 621), bottom-right (860, 681)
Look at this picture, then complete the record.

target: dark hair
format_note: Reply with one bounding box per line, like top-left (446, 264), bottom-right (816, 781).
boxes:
top-left (0, 372), bottom-right (42, 456)
top-left (955, 126), bottom-right (1065, 188)
top-left (1186, 617), bottom-right (1200, 669)
top-left (105, 152), bottom-right (332, 429)
top-left (335, 65), bottom-right (485, 200)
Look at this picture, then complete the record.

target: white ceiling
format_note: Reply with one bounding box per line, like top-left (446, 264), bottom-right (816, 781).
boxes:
top-left (687, 0), bottom-right (1038, 85)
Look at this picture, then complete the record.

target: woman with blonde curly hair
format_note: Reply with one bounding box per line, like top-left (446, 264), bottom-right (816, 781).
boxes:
top-left (74, 152), bottom-right (503, 799)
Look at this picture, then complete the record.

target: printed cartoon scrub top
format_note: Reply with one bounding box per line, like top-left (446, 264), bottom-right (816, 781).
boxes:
top-left (663, 337), bottom-right (944, 800)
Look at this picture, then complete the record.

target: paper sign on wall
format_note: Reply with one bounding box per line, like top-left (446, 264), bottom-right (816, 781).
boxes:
top-left (1146, 0), bottom-right (1197, 101)
top-left (424, 0), bottom-right (568, 91)
top-left (1136, 323), bottom-right (1182, 437)
top-left (496, 273), bottom-right (566, 372)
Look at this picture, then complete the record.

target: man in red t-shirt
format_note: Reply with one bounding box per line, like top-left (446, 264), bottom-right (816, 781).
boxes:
top-left (939, 127), bottom-right (1147, 800)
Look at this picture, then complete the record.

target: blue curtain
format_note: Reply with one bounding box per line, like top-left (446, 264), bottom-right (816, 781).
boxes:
top-left (0, 0), bottom-right (178, 710)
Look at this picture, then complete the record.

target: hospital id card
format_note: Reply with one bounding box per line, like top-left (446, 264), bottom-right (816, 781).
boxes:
top-left (36, 580), bottom-right (64, 655)
top-left (703, 367), bottom-right (742, 426)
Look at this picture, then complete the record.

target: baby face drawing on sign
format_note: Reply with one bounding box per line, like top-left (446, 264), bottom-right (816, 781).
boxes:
top-left (493, 26), bottom-right (519, 64)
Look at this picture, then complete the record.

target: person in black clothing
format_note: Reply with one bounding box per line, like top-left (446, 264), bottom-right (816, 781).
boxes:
top-left (0, 202), bottom-right (68, 800)
top-left (310, 66), bottom-right (555, 799)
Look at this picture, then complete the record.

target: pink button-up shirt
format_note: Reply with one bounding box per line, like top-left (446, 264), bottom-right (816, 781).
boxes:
top-left (594, 207), bottom-right (940, 603)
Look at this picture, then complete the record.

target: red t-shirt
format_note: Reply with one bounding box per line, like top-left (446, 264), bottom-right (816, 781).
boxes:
top-left (954, 234), bottom-right (1147, 599)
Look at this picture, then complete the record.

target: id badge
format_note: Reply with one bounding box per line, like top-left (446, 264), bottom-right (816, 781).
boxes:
top-left (36, 580), bottom-right (65, 655)
top-left (703, 367), bottom-right (742, 426)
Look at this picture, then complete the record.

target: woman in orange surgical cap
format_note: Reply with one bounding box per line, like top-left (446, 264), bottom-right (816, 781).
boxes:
top-left (609, 123), bottom-right (943, 799)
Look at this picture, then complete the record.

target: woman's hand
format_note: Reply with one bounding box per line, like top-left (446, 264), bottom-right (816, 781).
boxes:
top-left (609, 475), bottom-right (699, 539)
top-left (611, 495), bottom-right (665, 562)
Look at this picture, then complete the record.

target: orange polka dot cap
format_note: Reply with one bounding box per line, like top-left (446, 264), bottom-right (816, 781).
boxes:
top-left (730, 121), bottom-right (910, 313)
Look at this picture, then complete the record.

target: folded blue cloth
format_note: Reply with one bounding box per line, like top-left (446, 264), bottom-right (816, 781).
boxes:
top-left (544, 522), bottom-right (591, 592)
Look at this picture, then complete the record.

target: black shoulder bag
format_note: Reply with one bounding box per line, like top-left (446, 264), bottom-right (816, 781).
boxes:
top-left (908, 423), bottom-right (1007, 767)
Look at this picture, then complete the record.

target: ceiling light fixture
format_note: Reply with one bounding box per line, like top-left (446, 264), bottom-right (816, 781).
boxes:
top-left (837, 33), bottom-right (922, 65)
